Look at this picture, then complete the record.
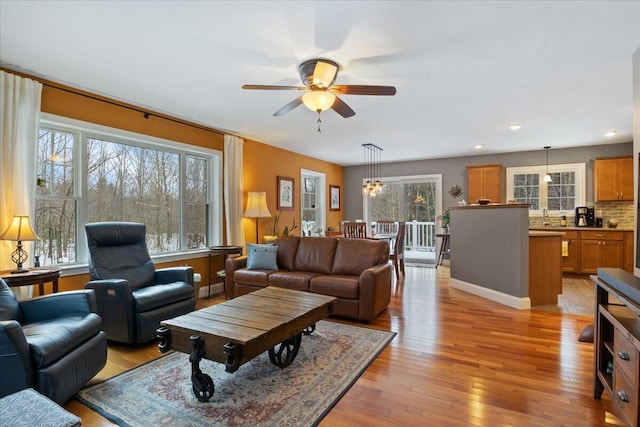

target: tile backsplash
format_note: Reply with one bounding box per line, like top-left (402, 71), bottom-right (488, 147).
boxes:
top-left (529, 201), bottom-right (635, 228)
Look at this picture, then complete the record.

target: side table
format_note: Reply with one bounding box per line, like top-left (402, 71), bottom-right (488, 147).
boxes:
top-left (0, 268), bottom-right (61, 296)
top-left (209, 246), bottom-right (243, 298)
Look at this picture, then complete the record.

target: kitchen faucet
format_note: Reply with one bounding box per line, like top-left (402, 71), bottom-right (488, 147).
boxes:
top-left (542, 208), bottom-right (550, 226)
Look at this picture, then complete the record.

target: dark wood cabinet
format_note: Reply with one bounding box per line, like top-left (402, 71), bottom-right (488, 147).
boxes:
top-left (466, 164), bottom-right (505, 203)
top-left (594, 156), bottom-right (633, 201)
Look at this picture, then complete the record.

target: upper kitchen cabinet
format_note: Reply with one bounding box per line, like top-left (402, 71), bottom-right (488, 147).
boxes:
top-left (466, 164), bottom-right (505, 203)
top-left (594, 156), bottom-right (633, 201)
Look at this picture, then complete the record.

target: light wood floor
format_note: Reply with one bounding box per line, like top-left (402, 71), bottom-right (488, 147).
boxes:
top-left (65, 267), bottom-right (625, 426)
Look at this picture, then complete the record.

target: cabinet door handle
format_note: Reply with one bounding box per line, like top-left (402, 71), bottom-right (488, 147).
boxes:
top-left (617, 390), bottom-right (630, 403)
top-left (618, 349), bottom-right (630, 360)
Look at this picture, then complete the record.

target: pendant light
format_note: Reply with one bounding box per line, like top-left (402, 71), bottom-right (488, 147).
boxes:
top-left (543, 146), bottom-right (552, 183)
top-left (362, 144), bottom-right (383, 198)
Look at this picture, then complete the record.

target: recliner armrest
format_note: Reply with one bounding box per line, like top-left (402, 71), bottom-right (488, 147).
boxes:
top-left (85, 279), bottom-right (133, 302)
top-left (0, 320), bottom-right (32, 398)
top-left (155, 266), bottom-right (194, 286)
top-left (19, 290), bottom-right (98, 323)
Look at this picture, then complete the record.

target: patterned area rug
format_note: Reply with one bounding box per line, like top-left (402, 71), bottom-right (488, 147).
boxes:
top-left (76, 320), bottom-right (395, 427)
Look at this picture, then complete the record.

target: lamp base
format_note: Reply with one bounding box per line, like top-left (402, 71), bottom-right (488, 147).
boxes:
top-left (10, 268), bottom-right (29, 274)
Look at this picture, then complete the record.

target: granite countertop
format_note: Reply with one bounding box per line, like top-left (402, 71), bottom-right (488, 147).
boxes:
top-left (529, 230), bottom-right (566, 237)
top-left (529, 226), bottom-right (633, 232)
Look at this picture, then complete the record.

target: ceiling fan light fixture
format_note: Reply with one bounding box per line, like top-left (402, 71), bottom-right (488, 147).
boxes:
top-left (302, 91), bottom-right (336, 112)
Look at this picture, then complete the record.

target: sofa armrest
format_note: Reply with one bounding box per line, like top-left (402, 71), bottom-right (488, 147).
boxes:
top-left (225, 256), bottom-right (248, 299)
top-left (19, 290), bottom-right (98, 323)
top-left (0, 320), bottom-right (32, 398)
top-left (156, 266), bottom-right (194, 286)
top-left (357, 263), bottom-right (393, 322)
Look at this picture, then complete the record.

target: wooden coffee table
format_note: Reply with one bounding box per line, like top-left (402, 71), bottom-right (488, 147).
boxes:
top-left (157, 286), bottom-right (336, 402)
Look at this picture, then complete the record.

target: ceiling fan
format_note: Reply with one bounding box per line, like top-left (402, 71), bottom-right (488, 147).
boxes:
top-left (242, 58), bottom-right (396, 122)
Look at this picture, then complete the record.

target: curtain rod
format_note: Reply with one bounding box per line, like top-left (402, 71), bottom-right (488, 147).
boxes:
top-left (42, 82), bottom-right (227, 136)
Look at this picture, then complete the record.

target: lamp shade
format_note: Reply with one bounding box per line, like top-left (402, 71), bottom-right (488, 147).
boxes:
top-left (244, 192), bottom-right (272, 218)
top-left (302, 90), bottom-right (336, 112)
top-left (0, 215), bottom-right (40, 241)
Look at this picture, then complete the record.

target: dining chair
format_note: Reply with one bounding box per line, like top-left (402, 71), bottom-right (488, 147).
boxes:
top-left (389, 222), bottom-right (406, 279)
top-left (342, 221), bottom-right (368, 238)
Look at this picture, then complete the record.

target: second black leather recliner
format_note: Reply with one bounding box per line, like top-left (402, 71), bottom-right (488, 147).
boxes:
top-left (84, 222), bottom-right (195, 344)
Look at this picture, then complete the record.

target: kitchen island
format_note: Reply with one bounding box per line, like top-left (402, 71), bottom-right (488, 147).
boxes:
top-left (449, 203), bottom-right (563, 309)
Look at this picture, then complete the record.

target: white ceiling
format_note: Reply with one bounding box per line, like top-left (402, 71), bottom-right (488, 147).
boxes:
top-left (1, 1), bottom-right (639, 166)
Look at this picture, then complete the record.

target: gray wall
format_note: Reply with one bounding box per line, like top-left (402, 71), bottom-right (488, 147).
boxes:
top-left (343, 142), bottom-right (633, 220)
top-left (450, 205), bottom-right (529, 298)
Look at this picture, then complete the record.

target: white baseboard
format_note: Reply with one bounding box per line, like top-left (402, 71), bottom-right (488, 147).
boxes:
top-left (449, 278), bottom-right (531, 310)
top-left (197, 283), bottom-right (224, 299)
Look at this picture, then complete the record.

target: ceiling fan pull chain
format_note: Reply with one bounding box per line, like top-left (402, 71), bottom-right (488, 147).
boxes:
top-left (317, 111), bottom-right (322, 133)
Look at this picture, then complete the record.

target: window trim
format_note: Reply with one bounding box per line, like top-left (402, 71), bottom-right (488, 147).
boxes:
top-left (38, 113), bottom-right (223, 269)
top-left (506, 163), bottom-right (586, 216)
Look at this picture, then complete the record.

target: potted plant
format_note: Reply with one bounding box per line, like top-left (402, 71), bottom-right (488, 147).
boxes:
top-left (263, 212), bottom-right (298, 243)
top-left (438, 209), bottom-right (450, 233)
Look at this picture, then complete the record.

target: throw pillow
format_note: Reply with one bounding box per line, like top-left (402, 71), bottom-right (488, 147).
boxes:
top-left (246, 243), bottom-right (279, 270)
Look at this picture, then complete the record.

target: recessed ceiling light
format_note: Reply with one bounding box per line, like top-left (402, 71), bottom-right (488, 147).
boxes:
top-left (604, 130), bottom-right (617, 137)
top-left (509, 124), bottom-right (522, 131)
top-left (474, 144), bottom-right (483, 149)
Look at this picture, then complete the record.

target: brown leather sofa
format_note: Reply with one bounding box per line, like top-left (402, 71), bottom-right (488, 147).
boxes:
top-left (225, 236), bottom-right (392, 322)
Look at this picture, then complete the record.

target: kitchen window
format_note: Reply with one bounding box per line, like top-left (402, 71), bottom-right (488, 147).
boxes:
top-left (35, 114), bottom-right (222, 267)
top-left (506, 163), bottom-right (585, 215)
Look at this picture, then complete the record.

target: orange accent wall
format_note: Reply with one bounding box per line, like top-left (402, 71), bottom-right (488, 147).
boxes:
top-left (243, 140), bottom-right (344, 243)
top-left (2, 69), bottom-right (343, 291)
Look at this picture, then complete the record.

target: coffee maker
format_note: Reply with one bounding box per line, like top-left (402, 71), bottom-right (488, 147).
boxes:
top-left (575, 206), bottom-right (595, 227)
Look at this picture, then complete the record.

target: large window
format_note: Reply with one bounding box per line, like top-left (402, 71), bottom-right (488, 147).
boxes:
top-left (506, 163), bottom-right (585, 215)
top-left (35, 114), bottom-right (221, 267)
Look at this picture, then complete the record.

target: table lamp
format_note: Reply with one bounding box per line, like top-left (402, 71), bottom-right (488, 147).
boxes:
top-left (0, 215), bottom-right (40, 273)
top-left (244, 192), bottom-right (272, 243)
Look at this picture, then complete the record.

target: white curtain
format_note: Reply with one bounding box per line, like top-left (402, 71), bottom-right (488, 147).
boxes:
top-left (0, 71), bottom-right (43, 294)
top-left (223, 135), bottom-right (245, 247)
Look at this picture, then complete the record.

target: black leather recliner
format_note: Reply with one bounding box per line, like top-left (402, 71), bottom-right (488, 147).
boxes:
top-left (0, 278), bottom-right (107, 404)
top-left (84, 222), bottom-right (195, 344)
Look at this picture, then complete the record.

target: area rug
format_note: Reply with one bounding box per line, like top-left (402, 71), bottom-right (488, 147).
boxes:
top-left (76, 320), bottom-right (396, 427)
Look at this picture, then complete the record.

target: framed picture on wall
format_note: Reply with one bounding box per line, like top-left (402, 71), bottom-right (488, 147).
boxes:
top-left (277, 176), bottom-right (294, 210)
top-left (330, 185), bottom-right (340, 211)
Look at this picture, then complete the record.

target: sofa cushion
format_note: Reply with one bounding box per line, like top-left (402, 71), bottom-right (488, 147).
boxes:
top-left (310, 275), bottom-right (360, 300)
top-left (268, 271), bottom-right (321, 291)
top-left (0, 279), bottom-right (23, 323)
top-left (132, 282), bottom-right (193, 313)
top-left (246, 243), bottom-right (278, 270)
top-left (332, 238), bottom-right (389, 276)
top-left (274, 236), bottom-right (300, 271)
top-left (234, 269), bottom-right (272, 287)
top-left (294, 237), bottom-right (338, 274)
top-left (23, 313), bottom-right (103, 368)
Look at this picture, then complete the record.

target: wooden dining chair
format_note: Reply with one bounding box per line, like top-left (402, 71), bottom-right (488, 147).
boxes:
top-left (389, 222), bottom-right (406, 279)
top-left (342, 222), bottom-right (368, 238)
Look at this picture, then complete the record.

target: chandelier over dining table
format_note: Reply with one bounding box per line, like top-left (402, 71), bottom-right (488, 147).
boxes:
top-left (362, 143), bottom-right (383, 197)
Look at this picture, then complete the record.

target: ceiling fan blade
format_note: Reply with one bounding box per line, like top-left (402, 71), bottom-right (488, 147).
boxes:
top-left (242, 84), bottom-right (307, 91)
top-left (312, 61), bottom-right (338, 88)
top-left (273, 97), bottom-right (303, 116)
top-left (331, 85), bottom-right (396, 96)
top-left (331, 96), bottom-right (356, 118)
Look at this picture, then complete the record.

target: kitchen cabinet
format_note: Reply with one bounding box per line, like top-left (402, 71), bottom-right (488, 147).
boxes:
top-left (594, 156), bottom-right (633, 201)
top-left (466, 164), bottom-right (505, 203)
top-left (561, 230), bottom-right (580, 273)
top-left (579, 231), bottom-right (624, 274)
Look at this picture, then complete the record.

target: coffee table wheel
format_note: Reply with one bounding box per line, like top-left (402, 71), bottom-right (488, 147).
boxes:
top-left (192, 372), bottom-right (214, 402)
top-left (303, 323), bottom-right (316, 335)
top-left (269, 332), bottom-right (302, 368)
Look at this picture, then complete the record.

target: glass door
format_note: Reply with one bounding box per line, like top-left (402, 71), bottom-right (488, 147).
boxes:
top-left (365, 174), bottom-right (442, 264)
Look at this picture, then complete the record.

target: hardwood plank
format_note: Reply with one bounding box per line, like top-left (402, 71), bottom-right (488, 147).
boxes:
top-left (66, 268), bottom-right (627, 426)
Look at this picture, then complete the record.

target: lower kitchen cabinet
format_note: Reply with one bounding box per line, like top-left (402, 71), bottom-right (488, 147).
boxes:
top-left (580, 231), bottom-right (625, 274)
top-left (561, 231), bottom-right (580, 273)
